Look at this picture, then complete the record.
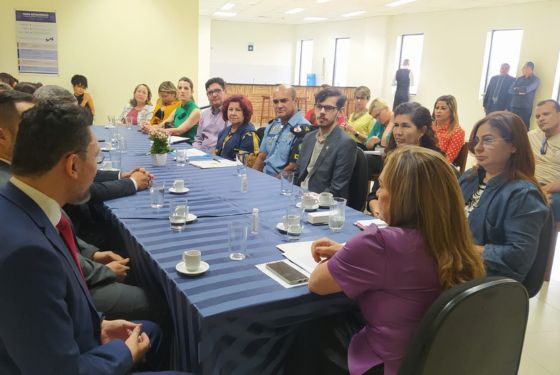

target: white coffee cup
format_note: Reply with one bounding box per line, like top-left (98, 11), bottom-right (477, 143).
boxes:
top-left (319, 192), bottom-right (334, 206)
top-left (302, 193), bottom-right (318, 209)
top-left (183, 250), bottom-right (201, 272)
top-left (173, 179), bottom-right (185, 191)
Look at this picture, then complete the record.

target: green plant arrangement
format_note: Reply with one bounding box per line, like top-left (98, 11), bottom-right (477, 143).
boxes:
top-left (149, 128), bottom-right (172, 155)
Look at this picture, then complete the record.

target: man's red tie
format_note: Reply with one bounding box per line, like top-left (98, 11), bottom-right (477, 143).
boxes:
top-left (56, 214), bottom-right (85, 280)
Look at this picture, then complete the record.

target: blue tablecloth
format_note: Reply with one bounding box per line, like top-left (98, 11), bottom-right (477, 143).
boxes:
top-left (93, 126), bottom-right (370, 374)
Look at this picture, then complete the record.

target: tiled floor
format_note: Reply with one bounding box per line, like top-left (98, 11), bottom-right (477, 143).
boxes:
top-left (519, 235), bottom-right (560, 375)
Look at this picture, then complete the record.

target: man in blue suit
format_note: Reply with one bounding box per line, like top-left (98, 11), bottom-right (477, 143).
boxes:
top-left (0, 102), bottom-right (184, 374)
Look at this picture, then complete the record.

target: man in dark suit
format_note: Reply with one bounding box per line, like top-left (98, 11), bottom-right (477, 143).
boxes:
top-left (0, 89), bottom-right (156, 321)
top-left (0, 101), bottom-right (184, 374)
top-left (295, 88), bottom-right (357, 199)
top-left (483, 63), bottom-right (515, 114)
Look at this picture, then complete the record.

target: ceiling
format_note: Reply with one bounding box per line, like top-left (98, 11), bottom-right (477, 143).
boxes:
top-left (200, 0), bottom-right (542, 24)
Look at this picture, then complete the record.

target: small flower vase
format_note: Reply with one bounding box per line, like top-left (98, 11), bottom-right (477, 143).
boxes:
top-left (151, 153), bottom-right (167, 166)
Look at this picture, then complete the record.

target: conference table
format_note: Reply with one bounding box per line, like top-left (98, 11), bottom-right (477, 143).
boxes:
top-left (93, 126), bottom-right (370, 374)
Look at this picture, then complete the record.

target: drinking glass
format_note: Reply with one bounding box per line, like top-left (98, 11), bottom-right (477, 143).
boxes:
top-left (328, 197), bottom-right (346, 233)
top-left (109, 149), bottom-right (121, 171)
top-left (169, 200), bottom-right (188, 232)
top-left (280, 171), bottom-right (294, 196)
top-left (284, 206), bottom-right (302, 241)
top-left (149, 182), bottom-right (165, 208)
top-left (125, 117), bottom-right (133, 130)
top-left (176, 149), bottom-right (187, 167)
top-left (229, 221), bottom-right (248, 260)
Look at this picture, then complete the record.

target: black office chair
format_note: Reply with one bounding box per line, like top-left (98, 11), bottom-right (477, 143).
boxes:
top-left (347, 147), bottom-right (368, 212)
top-left (452, 143), bottom-right (469, 175)
top-left (523, 210), bottom-right (555, 298)
top-left (256, 126), bottom-right (266, 144)
top-left (398, 277), bottom-right (529, 375)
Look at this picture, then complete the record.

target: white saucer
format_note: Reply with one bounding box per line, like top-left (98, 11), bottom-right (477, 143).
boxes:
top-left (169, 187), bottom-right (190, 194)
top-left (276, 222), bottom-right (287, 233)
top-left (101, 147), bottom-right (115, 152)
top-left (186, 213), bottom-right (197, 223)
top-left (176, 261), bottom-right (209, 276)
top-left (296, 202), bottom-right (319, 211)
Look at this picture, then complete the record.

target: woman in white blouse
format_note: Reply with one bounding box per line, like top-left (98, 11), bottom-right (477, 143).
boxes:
top-left (119, 83), bottom-right (154, 125)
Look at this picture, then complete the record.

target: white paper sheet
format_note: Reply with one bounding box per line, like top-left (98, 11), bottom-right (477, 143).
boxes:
top-left (276, 241), bottom-right (319, 274)
top-left (188, 159), bottom-right (239, 169)
top-left (185, 148), bottom-right (207, 157)
top-left (169, 136), bottom-right (190, 144)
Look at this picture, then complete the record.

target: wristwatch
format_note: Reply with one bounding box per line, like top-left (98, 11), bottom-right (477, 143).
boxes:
top-left (354, 131), bottom-right (360, 137)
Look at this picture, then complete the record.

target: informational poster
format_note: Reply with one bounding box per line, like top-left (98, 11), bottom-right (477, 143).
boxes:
top-left (15, 10), bottom-right (58, 74)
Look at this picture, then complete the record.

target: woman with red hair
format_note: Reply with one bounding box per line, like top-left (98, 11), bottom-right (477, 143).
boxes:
top-left (215, 95), bottom-right (260, 166)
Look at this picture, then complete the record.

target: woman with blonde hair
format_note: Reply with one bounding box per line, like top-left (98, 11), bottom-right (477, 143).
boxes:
top-left (150, 81), bottom-right (181, 126)
top-left (308, 145), bottom-right (485, 375)
top-left (461, 111), bottom-right (549, 281)
top-left (344, 86), bottom-right (374, 145)
top-left (432, 94), bottom-right (465, 163)
top-left (366, 98), bottom-right (394, 149)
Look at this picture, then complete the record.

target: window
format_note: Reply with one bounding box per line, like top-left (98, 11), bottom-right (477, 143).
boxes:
top-left (395, 33), bottom-right (424, 95)
top-left (479, 29), bottom-right (523, 96)
top-left (332, 37), bottom-right (350, 86)
top-left (553, 50), bottom-right (560, 102)
top-left (295, 40), bottom-right (314, 86)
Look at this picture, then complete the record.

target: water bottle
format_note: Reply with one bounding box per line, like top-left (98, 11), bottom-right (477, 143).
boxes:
top-left (240, 173), bottom-right (248, 193)
top-left (251, 208), bottom-right (259, 234)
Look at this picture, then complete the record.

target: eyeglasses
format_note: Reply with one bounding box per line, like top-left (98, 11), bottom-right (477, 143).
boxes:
top-left (314, 104), bottom-right (338, 113)
top-left (354, 96), bottom-right (368, 101)
top-left (206, 88), bottom-right (223, 96)
top-left (468, 136), bottom-right (507, 150)
top-left (540, 138), bottom-right (548, 155)
top-left (96, 154), bottom-right (105, 164)
top-left (272, 98), bottom-right (290, 105)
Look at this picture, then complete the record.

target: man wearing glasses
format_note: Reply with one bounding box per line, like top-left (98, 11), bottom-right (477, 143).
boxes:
top-left (193, 77), bottom-right (227, 150)
top-left (295, 88), bottom-right (357, 199)
top-left (529, 99), bottom-right (560, 219)
top-left (253, 84), bottom-right (312, 177)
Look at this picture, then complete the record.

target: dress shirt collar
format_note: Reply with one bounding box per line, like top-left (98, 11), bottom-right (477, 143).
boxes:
top-left (10, 176), bottom-right (61, 227)
top-left (316, 125), bottom-right (336, 144)
top-left (0, 157), bottom-right (10, 165)
top-left (211, 106), bottom-right (221, 115)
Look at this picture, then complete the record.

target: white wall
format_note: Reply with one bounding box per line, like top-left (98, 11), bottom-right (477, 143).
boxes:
top-left (210, 20), bottom-right (294, 85)
top-left (293, 17), bottom-right (389, 94)
top-left (382, 0), bottom-right (560, 135)
top-left (198, 15), bottom-right (212, 107)
top-left (209, 0), bottom-right (560, 135)
top-left (0, 0), bottom-right (199, 122)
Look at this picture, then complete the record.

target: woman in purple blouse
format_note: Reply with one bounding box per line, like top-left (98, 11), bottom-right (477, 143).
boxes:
top-left (308, 146), bottom-right (485, 375)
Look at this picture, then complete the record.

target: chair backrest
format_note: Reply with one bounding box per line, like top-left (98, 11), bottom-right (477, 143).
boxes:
top-left (452, 142), bottom-right (469, 175)
top-left (398, 277), bottom-right (529, 375)
top-left (347, 147), bottom-right (368, 212)
top-left (523, 209), bottom-right (555, 297)
top-left (256, 126), bottom-right (266, 144)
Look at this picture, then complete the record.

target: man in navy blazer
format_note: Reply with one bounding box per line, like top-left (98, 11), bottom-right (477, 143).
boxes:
top-left (0, 102), bottom-right (183, 374)
top-left (295, 88), bottom-right (356, 199)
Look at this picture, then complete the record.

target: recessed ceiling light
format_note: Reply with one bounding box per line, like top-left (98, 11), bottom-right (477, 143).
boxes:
top-left (304, 17), bottom-right (328, 21)
top-left (220, 2), bottom-right (235, 11)
top-left (213, 11), bottom-right (237, 17)
top-left (342, 11), bottom-right (365, 17)
top-left (386, 0), bottom-right (416, 7)
top-left (285, 8), bottom-right (305, 14)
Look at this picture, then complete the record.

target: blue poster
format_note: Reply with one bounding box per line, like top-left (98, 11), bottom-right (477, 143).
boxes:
top-left (15, 10), bottom-right (58, 74)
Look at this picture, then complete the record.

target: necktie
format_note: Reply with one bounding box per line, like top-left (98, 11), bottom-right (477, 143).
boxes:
top-left (56, 214), bottom-right (85, 280)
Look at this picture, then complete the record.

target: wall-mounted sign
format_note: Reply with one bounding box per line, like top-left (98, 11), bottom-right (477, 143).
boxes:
top-left (15, 10), bottom-right (58, 74)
